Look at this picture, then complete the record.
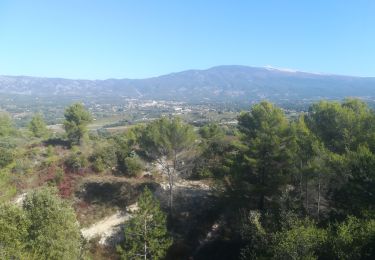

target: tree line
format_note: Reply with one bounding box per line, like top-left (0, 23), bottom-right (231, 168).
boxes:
top-left (1, 99), bottom-right (375, 259)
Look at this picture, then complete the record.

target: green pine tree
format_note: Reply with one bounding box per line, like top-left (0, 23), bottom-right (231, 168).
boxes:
top-left (139, 117), bottom-right (196, 212)
top-left (118, 187), bottom-right (172, 260)
top-left (28, 113), bottom-right (49, 138)
top-left (63, 103), bottom-right (92, 145)
top-left (237, 101), bottom-right (296, 210)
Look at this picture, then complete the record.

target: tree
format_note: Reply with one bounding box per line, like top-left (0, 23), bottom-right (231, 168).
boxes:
top-left (332, 216), bottom-right (375, 259)
top-left (273, 218), bottom-right (327, 260)
top-left (23, 187), bottom-right (82, 259)
top-left (139, 117), bottom-right (196, 212)
top-left (332, 145), bottom-right (375, 216)
top-left (0, 204), bottom-right (30, 259)
top-left (292, 116), bottom-right (331, 218)
top-left (63, 103), bottom-right (92, 145)
top-left (118, 187), bottom-right (172, 260)
top-left (28, 114), bottom-right (49, 138)
top-left (0, 113), bottom-right (15, 137)
top-left (109, 129), bottom-right (144, 176)
top-left (237, 101), bottom-right (295, 210)
top-left (0, 187), bottom-right (82, 259)
top-left (89, 140), bottom-right (117, 172)
top-left (240, 211), bottom-right (269, 259)
top-left (306, 99), bottom-right (375, 153)
top-left (195, 123), bottom-right (231, 178)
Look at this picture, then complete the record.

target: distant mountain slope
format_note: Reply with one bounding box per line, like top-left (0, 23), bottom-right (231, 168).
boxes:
top-left (1, 65), bottom-right (375, 102)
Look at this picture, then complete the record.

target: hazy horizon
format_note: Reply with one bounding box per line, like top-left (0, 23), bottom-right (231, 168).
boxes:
top-left (1, 64), bottom-right (375, 81)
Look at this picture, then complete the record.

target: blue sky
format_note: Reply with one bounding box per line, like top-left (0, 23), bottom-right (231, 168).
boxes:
top-left (0, 1), bottom-right (374, 79)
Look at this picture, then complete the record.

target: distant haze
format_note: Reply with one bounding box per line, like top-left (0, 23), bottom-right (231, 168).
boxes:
top-left (1, 65), bottom-right (375, 102)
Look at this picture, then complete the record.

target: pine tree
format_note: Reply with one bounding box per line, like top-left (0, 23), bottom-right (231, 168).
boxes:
top-left (63, 103), bottom-right (92, 145)
top-left (28, 114), bottom-right (49, 138)
top-left (139, 117), bottom-right (196, 212)
top-left (118, 187), bottom-right (172, 260)
top-left (237, 101), bottom-right (296, 210)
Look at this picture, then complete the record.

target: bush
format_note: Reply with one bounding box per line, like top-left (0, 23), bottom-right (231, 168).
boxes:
top-left (0, 204), bottom-right (29, 259)
top-left (332, 216), bottom-right (375, 259)
top-left (240, 211), bottom-right (269, 259)
top-left (123, 156), bottom-right (143, 176)
top-left (54, 167), bottom-right (64, 185)
top-left (0, 114), bottom-right (15, 137)
top-left (23, 187), bottom-right (82, 259)
top-left (65, 147), bottom-right (88, 172)
top-left (89, 142), bottom-right (117, 173)
top-left (0, 147), bottom-right (13, 169)
top-left (12, 158), bottom-right (33, 175)
top-left (0, 187), bottom-right (82, 259)
top-left (272, 218), bottom-right (327, 260)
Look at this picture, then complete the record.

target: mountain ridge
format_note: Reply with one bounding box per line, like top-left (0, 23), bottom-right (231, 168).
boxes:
top-left (1, 65), bottom-right (375, 102)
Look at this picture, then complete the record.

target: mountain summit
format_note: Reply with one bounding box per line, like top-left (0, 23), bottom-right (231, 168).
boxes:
top-left (1, 66), bottom-right (374, 102)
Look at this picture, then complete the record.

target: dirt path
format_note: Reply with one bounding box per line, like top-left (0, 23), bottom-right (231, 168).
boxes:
top-left (81, 203), bottom-right (138, 245)
top-left (80, 178), bottom-right (212, 245)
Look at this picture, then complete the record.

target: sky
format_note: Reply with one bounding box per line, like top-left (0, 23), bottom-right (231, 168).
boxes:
top-left (0, 1), bottom-right (374, 79)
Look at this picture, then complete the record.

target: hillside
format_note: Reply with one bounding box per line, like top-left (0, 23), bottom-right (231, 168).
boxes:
top-left (1, 65), bottom-right (375, 102)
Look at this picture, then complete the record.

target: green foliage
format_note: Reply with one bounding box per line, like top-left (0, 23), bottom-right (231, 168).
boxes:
top-left (0, 204), bottom-right (30, 259)
top-left (63, 103), bottom-right (92, 145)
top-left (65, 146), bottom-right (88, 172)
top-left (111, 131), bottom-right (137, 174)
top-left (195, 123), bottom-right (233, 179)
top-left (0, 146), bottom-right (13, 169)
top-left (332, 145), bottom-right (375, 215)
top-left (199, 123), bottom-right (225, 139)
top-left (90, 141), bottom-right (117, 172)
top-left (28, 114), bottom-right (49, 138)
top-left (331, 216), bottom-right (375, 259)
top-left (139, 117), bottom-right (196, 162)
top-left (0, 187), bottom-right (82, 259)
top-left (0, 113), bottom-right (15, 137)
top-left (123, 156), bottom-right (144, 176)
top-left (54, 167), bottom-right (64, 185)
top-left (118, 187), bottom-right (172, 260)
top-left (139, 117), bottom-right (196, 210)
top-left (240, 211), bottom-right (269, 259)
top-left (23, 187), bottom-right (82, 259)
top-left (273, 218), bottom-right (327, 260)
top-left (237, 101), bottom-right (296, 210)
top-left (306, 99), bottom-right (375, 153)
top-left (40, 146), bottom-right (59, 168)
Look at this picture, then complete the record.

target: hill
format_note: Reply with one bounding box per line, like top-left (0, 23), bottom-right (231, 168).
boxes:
top-left (1, 65), bottom-right (375, 102)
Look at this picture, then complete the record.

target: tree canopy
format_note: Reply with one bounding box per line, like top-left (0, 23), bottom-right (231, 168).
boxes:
top-left (28, 114), bottom-right (49, 138)
top-left (118, 187), bottom-right (172, 260)
top-left (63, 103), bottom-right (92, 145)
top-left (0, 187), bottom-right (82, 259)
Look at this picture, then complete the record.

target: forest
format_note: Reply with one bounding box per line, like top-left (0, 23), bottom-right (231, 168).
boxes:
top-left (1, 98), bottom-right (375, 259)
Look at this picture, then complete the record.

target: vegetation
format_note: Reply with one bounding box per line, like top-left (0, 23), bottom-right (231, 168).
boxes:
top-left (0, 187), bottom-right (82, 259)
top-left (139, 117), bottom-right (196, 212)
top-left (1, 98), bottom-right (375, 259)
top-left (0, 113), bottom-right (15, 137)
top-left (117, 187), bottom-right (172, 260)
top-left (28, 114), bottom-right (50, 138)
top-left (63, 103), bottom-right (93, 145)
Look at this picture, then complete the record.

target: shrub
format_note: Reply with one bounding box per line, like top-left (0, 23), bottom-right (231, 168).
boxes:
top-left (0, 147), bottom-right (13, 169)
top-left (89, 142), bottom-right (117, 173)
top-left (65, 147), bottom-right (88, 172)
top-left (272, 218), bottom-right (327, 260)
top-left (124, 156), bottom-right (143, 176)
top-left (332, 216), bottom-right (375, 259)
